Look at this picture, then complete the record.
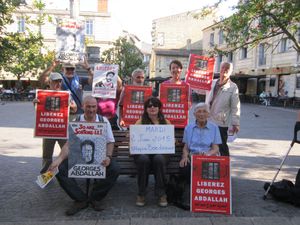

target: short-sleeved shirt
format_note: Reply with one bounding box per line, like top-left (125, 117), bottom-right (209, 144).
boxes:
top-left (183, 120), bottom-right (221, 154)
top-left (79, 114), bottom-right (115, 143)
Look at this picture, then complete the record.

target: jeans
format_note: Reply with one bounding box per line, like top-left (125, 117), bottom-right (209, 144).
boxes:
top-left (56, 158), bottom-right (119, 202)
top-left (134, 154), bottom-right (168, 197)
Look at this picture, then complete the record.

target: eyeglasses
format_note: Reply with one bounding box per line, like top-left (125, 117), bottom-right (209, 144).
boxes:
top-left (65, 67), bottom-right (75, 71)
top-left (147, 103), bottom-right (159, 108)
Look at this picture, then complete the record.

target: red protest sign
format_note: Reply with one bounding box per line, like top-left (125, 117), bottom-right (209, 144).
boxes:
top-left (185, 54), bottom-right (215, 91)
top-left (122, 85), bottom-right (152, 126)
top-left (191, 155), bottom-right (231, 214)
top-left (159, 83), bottom-right (189, 128)
top-left (34, 90), bottom-right (70, 139)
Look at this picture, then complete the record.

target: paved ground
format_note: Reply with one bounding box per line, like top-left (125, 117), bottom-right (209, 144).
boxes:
top-left (0, 102), bottom-right (300, 225)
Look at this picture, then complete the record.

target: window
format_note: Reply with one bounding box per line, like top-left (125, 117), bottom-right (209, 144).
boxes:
top-left (85, 20), bottom-right (93, 35)
top-left (218, 30), bottom-right (224, 45)
top-left (227, 52), bottom-right (233, 62)
top-left (209, 33), bottom-right (214, 47)
top-left (258, 43), bottom-right (266, 66)
top-left (157, 32), bottom-right (164, 46)
top-left (279, 38), bottom-right (288, 53)
top-left (216, 54), bottom-right (222, 72)
top-left (296, 76), bottom-right (300, 89)
top-left (240, 47), bottom-right (247, 59)
top-left (17, 17), bottom-right (25, 33)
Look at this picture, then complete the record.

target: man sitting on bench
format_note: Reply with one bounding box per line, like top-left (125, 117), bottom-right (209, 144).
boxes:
top-left (48, 96), bottom-right (119, 216)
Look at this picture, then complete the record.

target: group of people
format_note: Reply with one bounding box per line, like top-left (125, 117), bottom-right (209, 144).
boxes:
top-left (36, 58), bottom-right (240, 216)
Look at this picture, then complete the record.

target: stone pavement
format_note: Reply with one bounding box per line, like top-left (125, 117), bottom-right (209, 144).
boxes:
top-left (0, 102), bottom-right (300, 225)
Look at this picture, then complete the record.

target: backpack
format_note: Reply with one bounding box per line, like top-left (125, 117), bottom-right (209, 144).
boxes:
top-left (264, 168), bottom-right (300, 207)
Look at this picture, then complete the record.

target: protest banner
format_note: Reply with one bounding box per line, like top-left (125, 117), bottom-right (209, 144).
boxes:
top-left (159, 83), bottom-right (189, 128)
top-left (191, 155), bottom-right (231, 214)
top-left (129, 125), bottom-right (175, 154)
top-left (68, 122), bottom-right (107, 179)
top-left (34, 90), bottom-right (69, 139)
top-left (56, 18), bottom-right (85, 64)
top-left (185, 54), bottom-right (215, 91)
top-left (92, 64), bottom-right (119, 98)
top-left (122, 85), bottom-right (152, 126)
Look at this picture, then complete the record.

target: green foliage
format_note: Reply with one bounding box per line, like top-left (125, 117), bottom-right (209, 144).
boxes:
top-left (101, 37), bottom-right (145, 79)
top-left (0, 0), bottom-right (54, 80)
top-left (200, 0), bottom-right (300, 53)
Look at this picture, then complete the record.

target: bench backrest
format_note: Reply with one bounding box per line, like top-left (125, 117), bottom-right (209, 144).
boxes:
top-left (112, 129), bottom-right (184, 175)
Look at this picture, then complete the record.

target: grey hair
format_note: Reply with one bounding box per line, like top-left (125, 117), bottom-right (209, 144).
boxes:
top-left (83, 95), bottom-right (97, 105)
top-left (194, 102), bottom-right (210, 113)
top-left (131, 68), bottom-right (145, 78)
top-left (221, 62), bottom-right (233, 76)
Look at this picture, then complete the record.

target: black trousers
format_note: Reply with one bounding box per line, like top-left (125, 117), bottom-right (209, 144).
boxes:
top-left (218, 126), bottom-right (229, 156)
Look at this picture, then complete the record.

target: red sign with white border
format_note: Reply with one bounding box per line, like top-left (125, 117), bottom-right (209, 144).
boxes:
top-left (185, 54), bottom-right (215, 91)
top-left (123, 85), bottom-right (152, 126)
top-left (159, 83), bottom-right (189, 128)
top-left (34, 89), bottom-right (70, 139)
top-left (191, 155), bottom-right (231, 214)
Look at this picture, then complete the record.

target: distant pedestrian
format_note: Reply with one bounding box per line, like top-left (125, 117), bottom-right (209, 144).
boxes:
top-left (205, 62), bottom-right (240, 156)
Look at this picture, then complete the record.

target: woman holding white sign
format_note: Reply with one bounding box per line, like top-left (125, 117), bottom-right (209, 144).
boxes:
top-left (134, 97), bottom-right (171, 207)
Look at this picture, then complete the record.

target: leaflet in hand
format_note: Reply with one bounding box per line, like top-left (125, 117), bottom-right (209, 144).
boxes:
top-left (36, 168), bottom-right (58, 189)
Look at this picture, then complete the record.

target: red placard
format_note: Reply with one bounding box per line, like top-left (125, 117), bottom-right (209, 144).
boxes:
top-left (34, 90), bottom-right (70, 139)
top-left (159, 83), bottom-right (189, 128)
top-left (185, 54), bottom-right (215, 91)
top-left (122, 85), bottom-right (152, 126)
top-left (191, 155), bottom-right (231, 214)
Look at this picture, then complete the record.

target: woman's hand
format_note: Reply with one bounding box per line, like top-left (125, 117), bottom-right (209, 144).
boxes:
top-left (179, 155), bottom-right (190, 167)
top-left (101, 156), bottom-right (111, 167)
top-left (32, 98), bottom-right (40, 105)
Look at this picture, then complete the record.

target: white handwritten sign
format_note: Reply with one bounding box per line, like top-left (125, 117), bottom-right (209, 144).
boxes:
top-left (129, 125), bottom-right (175, 154)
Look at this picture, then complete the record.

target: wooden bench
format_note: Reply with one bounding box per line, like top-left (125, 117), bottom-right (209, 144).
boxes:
top-left (112, 129), bottom-right (184, 175)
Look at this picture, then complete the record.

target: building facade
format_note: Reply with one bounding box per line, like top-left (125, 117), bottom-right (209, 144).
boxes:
top-left (150, 10), bottom-right (215, 79)
top-left (202, 23), bottom-right (300, 102)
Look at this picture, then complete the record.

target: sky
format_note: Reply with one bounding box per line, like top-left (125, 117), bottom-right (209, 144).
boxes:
top-left (43, 0), bottom-right (238, 43)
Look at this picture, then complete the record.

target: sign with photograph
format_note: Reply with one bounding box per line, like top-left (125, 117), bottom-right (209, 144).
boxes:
top-left (68, 122), bottom-right (107, 179)
top-left (56, 18), bottom-right (85, 64)
top-left (159, 83), bottom-right (189, 128)
top-left (92, 64), bottom-right (119, 98)
top-left (185, 54), bottom-right (215, 91)
top-left (129, 125), bottom-right (175, 154)
top-left (34, 90), bottom-right (70, 139)
top-left (191, 155), bottom-right (231, 214)
top-left (122, 85), bottom-right (153, 126)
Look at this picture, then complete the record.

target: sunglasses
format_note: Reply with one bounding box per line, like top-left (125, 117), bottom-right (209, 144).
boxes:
top-left (147, 103), bottom-right (159, 108)
top-left (65, 67), bottom-right (75, 71)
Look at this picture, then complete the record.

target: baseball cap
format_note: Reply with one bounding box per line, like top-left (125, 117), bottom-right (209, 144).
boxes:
top-left (49, 72), bottom-right (63, 81)
top-left (62, 62), bottom-right (76, 68)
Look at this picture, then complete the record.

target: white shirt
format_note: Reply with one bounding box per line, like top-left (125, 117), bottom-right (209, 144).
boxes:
top-left (79, 114), bottom-right (115, 143)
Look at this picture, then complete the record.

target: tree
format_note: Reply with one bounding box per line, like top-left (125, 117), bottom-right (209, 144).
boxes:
top-left (101, 37), bottom-right (145, 79)
top-left (201, 0), bottom-right (300, 54)
top-left (0, 0), bottom-right (53, 83)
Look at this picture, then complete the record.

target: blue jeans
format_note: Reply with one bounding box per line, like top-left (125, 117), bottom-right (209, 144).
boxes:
top-left (56, 158), bottom-right (119, 202)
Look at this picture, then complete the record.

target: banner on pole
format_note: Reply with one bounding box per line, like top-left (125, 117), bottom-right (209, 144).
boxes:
top-left (191, 155), bottom-right (231, 214)
top-left (68, 122), bottom-right (107, 179)
top-left (34, 90), bottom-right (69, 139)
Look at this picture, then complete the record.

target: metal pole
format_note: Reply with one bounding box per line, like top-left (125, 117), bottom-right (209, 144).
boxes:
top-left (69, 0), bottom-right (80, 19)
